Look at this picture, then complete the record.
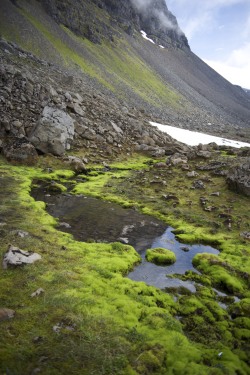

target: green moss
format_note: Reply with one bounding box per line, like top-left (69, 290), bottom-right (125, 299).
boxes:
top-left (193, 254), bottom-right (246, 294)
top-left (45, 181), bottom-right (67, 193)
top-left (0, 154), bottom-right (250, 374)
top-left (146, 248), bottom-right (176, 265)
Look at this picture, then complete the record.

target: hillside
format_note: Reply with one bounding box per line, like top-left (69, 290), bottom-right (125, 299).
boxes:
top-left (0, 0), bottom-right (250, 145)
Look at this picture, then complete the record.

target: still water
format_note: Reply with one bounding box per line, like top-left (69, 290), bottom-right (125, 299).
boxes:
top-left (32, 187), bottom-right (219, 291)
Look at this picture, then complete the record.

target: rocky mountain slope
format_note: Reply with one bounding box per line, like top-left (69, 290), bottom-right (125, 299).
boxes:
top-left (0, 0), bottom-right (250, 154)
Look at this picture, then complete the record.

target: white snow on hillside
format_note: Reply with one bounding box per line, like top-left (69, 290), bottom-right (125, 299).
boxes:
top-left (140, 30), bottom-right (155, 44)
top-left (150, 122), bottom-right (250, 149)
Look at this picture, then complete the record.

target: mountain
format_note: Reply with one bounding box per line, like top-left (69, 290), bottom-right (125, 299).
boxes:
top-left (0, 0), bottom-right (250, 162)
top-left (244, 88), bottom-right (250, 96)
top-left (1, 0), bottom-right (250, 151)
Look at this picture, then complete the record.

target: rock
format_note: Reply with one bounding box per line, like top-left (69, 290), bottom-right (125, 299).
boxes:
top-left (0, 308), bottom-right (15, 322)
top-left (180, 246), bottom-right (189, 252)
top-left (192, 180), bottom-right (205, 189)
top-left (187, 171), bottom-right (199, 178)
top-left (11, 230), bottom-right (29, 237)
top-left (240, 232), bottom-right (250, 240)
top-left (64, 92), bottom-right (72, 101)
top-left (65, 156), bottom-right (87, 173)
top-left (226, 159), bottom-right (250, 196)
top-left (3, 245), bottom-right (41, 269)
top-left (31, 288), bottom-right (45, 297)
top-left (48, 85), bottom-right (58, 97)
top-left (167, 153), bottom-right (188, 166)
top-left (67, 103), bottom-right (85, 116)
top-left (197, 161), bottom-right (227, 171)
top-left (196, 150), bottom-right (212, 159)
top-left (59, 222), bottom-right (72, 229)
top-left (154, 162), bottom-right (168, 168)
top-left (2, 136), bottom-right (38, 165)
top-left (162, 194), bottom-right (179, 201)
top-left (29, 106), bottom-right (75, 156)
top-left (181, 164), bottom-right (189, 171)
top-left (110, 121), bottom-right (123, 134)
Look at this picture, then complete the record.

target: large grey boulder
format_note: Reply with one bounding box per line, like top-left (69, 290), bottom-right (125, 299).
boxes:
top-left (29, 106), bottom-right (75, 156)
top-left (226, 158), bottom-right (250, 197)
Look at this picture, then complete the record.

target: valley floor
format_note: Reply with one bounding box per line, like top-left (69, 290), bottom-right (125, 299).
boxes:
top-left (0, 151), bottom-right (249, 375)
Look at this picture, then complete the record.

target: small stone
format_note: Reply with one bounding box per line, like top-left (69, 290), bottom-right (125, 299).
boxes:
top-left (210, 192), bottom-right (220, 196)
top-left (192, 180), bottom-right (205, 189)
top-left (187, 171), bottom-right (199, 178)
top-left (59, 222), bottom-right (71, 229)
top-left (53, 323), bottom-right (62, 333)
top-left (0, 308), bottom-right (15, 322)
top-left (31, 288), bottom-right (45, 298)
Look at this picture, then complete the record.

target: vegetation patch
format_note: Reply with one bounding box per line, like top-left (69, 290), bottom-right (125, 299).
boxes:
top-left (146, 247), bottom-right (176, 265)
top-left (0, 152), bottom-right (250, 374)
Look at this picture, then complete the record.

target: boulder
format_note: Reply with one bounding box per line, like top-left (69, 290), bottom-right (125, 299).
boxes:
top-left (29, 106), bottom-right (75, 156)
top-left (64, 156), bottom-right (87, 173)
top-left (226, 159), bottom-right (250, 196)
top-left (2, 136), bottom-right (38, 165)
top-left (2, 245), bottom-right (41, 269)
top-left (167, 153), bottom-right (188, 166)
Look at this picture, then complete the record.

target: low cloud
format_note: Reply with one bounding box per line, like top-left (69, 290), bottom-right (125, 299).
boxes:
top-left (156, 10), bottom-right (182, 34)
top-left (130, 0), bottom-right (153, 11)
top-left (130, 0), bottom-right (183, 34)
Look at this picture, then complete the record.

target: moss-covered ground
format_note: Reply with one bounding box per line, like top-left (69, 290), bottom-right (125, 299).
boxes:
top-left (0, 152), bottom-right (249, 374)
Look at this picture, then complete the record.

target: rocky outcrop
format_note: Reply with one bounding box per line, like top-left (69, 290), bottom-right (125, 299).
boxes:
top-left (29, 106), bottom-right (75, 156)
top-left (226, 159), bottom-right (250, 196)
top-left (41, 0), bottom-right (189, 49)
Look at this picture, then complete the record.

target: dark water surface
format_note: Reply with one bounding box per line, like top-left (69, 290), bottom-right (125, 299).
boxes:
top-left (32, 187), bottom-right (219, 291)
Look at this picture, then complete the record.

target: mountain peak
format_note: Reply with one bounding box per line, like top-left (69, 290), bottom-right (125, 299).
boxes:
top-left (41, 0), bottom-right (189, 49)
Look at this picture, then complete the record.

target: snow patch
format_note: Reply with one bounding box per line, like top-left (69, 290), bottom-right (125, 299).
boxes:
top-left (140, 30), bottom-right (155, 44)
top-left (150, 122), bottom-right (250, 149)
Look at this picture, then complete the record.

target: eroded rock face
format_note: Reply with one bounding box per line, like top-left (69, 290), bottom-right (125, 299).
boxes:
top-left (226, 159), bottom-right (250, 196)
top-left (29, 106), bottom-right (75, 156)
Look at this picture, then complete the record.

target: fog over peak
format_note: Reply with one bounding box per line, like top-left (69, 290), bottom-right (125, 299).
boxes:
top-left (130, 0), bottom-right (183, 35)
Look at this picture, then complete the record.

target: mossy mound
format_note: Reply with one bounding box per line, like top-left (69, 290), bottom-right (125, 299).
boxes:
top-left (146, 247), bottom-right (176, 265)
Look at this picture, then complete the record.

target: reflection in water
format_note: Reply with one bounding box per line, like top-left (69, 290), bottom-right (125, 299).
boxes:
top-left (128, 227), bottom-right (219, 290)
top-left (31, 187), bottom-right (219, 291)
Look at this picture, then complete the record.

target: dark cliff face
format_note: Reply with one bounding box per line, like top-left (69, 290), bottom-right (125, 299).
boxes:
top-left (40, 0), bottom-right (189, 49)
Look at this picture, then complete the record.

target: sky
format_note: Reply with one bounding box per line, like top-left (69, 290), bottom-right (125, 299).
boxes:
top-left (167, 0), bottom-right (250, 89)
